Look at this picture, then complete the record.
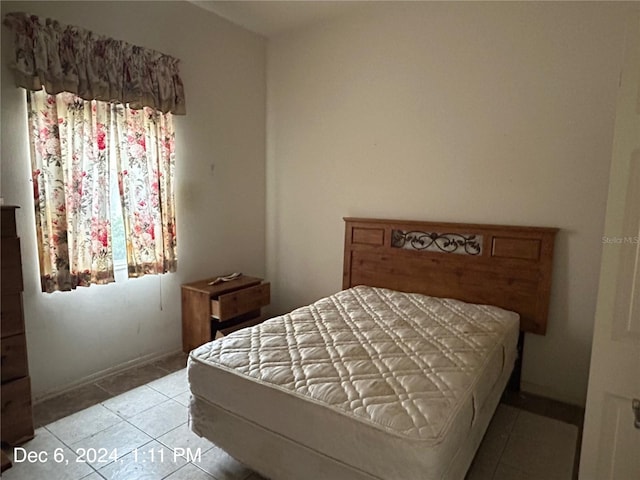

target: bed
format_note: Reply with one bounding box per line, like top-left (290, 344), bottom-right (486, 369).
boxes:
top-left (188, 218), bottom-right (557, 480)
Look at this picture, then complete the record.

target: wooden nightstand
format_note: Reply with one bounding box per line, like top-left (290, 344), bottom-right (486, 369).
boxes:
top-left (181, 275), bottom-right (270, 352)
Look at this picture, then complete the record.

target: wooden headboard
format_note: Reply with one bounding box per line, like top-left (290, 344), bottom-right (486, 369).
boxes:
top-left (342, 218), bottom-right (557, 335)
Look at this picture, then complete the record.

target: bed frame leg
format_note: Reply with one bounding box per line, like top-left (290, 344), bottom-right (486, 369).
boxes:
top-left (507, 331), bottom-right (525, 392)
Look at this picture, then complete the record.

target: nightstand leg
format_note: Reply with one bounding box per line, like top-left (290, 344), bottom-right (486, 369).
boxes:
top-left (181, 290), bottom-right (212, 353)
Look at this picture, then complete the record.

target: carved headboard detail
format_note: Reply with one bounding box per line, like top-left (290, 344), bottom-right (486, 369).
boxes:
top-left (342, 218), bottom-right (558, 335)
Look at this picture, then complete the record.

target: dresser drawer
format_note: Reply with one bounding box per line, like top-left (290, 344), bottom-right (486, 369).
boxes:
top-left (211, 283), bottom-right (270, 321)
top-left (1, 208), bottom-right (17, 238)
top-left (1, 376), bottom-right (34, 445)
top-left (1, 266), bottom-right (23, 294)
top-left (1, 294), bottom-right (24, 338)
top-left (1, 237), bottom-right (21, 269)
top-left (1, 334), bottom-right (29, 383)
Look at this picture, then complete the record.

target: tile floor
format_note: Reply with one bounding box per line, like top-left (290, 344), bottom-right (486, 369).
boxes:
top-left (466, 403), bottom-right (579, 480)
top-left (2, 352), bottom-right (582, 480)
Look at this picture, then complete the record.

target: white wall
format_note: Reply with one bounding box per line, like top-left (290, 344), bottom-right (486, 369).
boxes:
top-left (1, 1), bottom-right (266, 399)
top-left (266, 1), bottom-right (632, 406)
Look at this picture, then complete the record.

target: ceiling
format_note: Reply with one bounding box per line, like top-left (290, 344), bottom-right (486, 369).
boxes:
top-left (191, 1), bottom-right (365, 37)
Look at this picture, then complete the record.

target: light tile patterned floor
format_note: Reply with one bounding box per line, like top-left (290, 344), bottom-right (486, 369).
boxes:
top-left (2, 352), bottom-right (579, 480)
top-left (466, 405), bottom-right (578, 480)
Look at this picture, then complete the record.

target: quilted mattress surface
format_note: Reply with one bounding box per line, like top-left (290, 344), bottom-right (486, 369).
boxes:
top-left (189, 285), bottom-right (519, 478)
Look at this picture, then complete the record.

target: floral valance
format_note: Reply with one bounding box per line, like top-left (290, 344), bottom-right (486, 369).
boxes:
top-left (3, 12), bottom-right (186, 115)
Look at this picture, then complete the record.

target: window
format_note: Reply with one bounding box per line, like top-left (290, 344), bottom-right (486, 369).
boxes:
top-left (28, 90), bottom-right (177, 292)
top-left (108, 139), bottom-right (127, 281)
top-left (3, 12), bottom-right (186, 293)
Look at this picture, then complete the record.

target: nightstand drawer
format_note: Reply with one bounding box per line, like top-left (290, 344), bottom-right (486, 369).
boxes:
top-left (182, 275), bottom-right (270, 352)
top-left (212, 283), bottom-right (270, 320)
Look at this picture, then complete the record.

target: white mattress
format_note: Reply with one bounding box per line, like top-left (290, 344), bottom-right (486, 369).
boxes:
top-left (188, 286), bottom-right (519, 480)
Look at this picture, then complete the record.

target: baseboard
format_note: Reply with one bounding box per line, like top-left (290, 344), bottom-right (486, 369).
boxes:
top-left (32, 348), bottom-right (183, 404)
top-left (520, 381), bottom-right (585, 408)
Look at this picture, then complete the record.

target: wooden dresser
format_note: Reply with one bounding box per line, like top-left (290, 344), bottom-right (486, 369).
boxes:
top-left (1, 206), bottom-right (34, 450)
top-left (181, 275), bottom-right (270, 352)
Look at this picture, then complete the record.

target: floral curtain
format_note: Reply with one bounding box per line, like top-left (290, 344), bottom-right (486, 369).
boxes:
top-left (28, 89), bottom-right (177, 293)
top-left (28, 90), bottom-right (115, 292)
top-left (114, 106), bottom-right (177, 277)
top-left (3, 12), bottom-right (186, 115)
